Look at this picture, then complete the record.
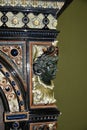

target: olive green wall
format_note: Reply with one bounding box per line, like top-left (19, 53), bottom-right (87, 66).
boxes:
top-left (55, 0), bottom-right (87, 130)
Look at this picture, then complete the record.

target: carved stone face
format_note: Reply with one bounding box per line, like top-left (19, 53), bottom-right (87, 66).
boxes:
top-left (33, 46), bottom-right (58, 85)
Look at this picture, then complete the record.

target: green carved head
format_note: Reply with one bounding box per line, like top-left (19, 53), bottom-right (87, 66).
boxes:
top-left (33, 45), bottom-right (59, 85)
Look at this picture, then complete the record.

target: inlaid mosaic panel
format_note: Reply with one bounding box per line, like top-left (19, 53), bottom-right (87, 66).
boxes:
top-left (0, 41), bottom-right (26, 81)
top-left (0, 41), bottom-right (27, 114)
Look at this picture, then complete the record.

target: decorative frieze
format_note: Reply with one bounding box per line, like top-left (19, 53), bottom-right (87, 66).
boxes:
top-left (0, 0), bottom-right (64, 9)
top-left (0, 12), bottom-right (57, 29)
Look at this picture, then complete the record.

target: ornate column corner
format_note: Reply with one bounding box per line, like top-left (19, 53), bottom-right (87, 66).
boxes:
top-left (0, 0), bottom-right (73, 130)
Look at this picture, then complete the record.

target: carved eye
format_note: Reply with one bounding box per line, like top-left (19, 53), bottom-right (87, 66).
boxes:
top-left (33, 63), bottom-right (42, 76)
top-left (34, 68), bottom-right (42, 75)
top-left (36, 70), bottom-right (42, 75)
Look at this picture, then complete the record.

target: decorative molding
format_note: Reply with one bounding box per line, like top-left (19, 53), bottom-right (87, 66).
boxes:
top-left (0, 30), bottom-right (59, 40)
top-left (0, 0), bottom-right (64, 9)
top-left (0, 11), bottom-right (57, 29)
